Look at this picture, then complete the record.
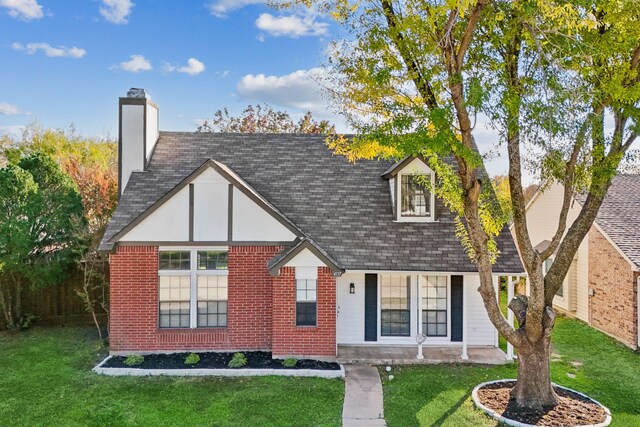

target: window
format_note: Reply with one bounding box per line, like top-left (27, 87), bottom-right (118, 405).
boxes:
top-left (421, 275), bottom-right (447, 337)
top-left (380, 274), bottom-right (411, 336)
top-left (544, 257), bottom-right (563, 297)
top-left (158, 248), bottom-right (228, 329)
top-left (159, 276), bottom-right (190, 328)
top-left (159, 251), bottom-right (190, 270)
top-left (296, 279), bottom-right (317, 326)
top-left (401, 174), bottom-right (431, 217)
top-left (197, 251), bottom-right (228, 270)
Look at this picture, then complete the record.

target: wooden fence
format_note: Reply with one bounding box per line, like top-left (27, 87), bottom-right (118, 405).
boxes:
top-left (0, 271), bottom-right (107, 330)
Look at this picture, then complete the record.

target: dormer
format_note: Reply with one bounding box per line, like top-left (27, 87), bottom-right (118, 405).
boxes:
top-left (382, 155), bottom-right (436, 222)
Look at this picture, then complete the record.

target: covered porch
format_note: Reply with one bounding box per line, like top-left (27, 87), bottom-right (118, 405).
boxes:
top-left (336, 345), bottom-right (510, 365)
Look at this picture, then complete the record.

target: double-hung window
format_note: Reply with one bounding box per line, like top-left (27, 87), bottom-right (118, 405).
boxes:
top-left (295, 267), bottom-right (317, 327)
top-left (421, 275), bottom-right (448, 337)
top-left (380, 274), bottom-right (411, 336)
top-left (544, 257), bottom-right (564, 298)
top-left (158, 249), bottom-right (228, 329)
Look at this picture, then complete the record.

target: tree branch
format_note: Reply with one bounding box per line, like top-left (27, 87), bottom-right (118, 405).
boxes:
top-left (381, 0), bottom-right (439, 110)
top-left (456, 0), bottom-right (491, 67)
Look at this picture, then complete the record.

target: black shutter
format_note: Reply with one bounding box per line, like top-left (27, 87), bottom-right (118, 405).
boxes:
top-left (364, 274), bottom-right (378, 341)
top-left (450, 275), bottom-right (463, 342)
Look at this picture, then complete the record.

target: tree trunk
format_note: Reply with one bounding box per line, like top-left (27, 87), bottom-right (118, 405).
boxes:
top-left (0, 283), bottom-right (15, 330)
top-left (511, 329), bottom-right (558, 409)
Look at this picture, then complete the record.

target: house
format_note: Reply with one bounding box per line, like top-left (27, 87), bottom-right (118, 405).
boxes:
top-left (523, 178), bottom-right (640, 349)
top-left (99, 89), bottom-right (524, 359)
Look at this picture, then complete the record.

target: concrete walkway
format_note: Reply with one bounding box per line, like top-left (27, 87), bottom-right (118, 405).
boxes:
top-left (342, 365), bottom-right (386, 427)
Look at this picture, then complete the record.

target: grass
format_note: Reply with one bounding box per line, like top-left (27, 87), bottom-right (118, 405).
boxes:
top-left (380, 316), bottom-right (640, 427)
top-left (0, 326), bottom-right (344, 427)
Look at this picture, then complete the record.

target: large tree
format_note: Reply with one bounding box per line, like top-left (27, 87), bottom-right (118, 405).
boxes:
top-left (0, 153), bottom-right (84, 330)
top-left (197, 104), bottom-right (336, 134)
top-left (286, 0), bottom-right (640, 409)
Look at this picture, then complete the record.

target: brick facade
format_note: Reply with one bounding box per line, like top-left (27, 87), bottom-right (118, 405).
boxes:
top-left (109, 245), bottom-right (338, 356)
top-left (272, 267), bottom-right (337, 357)
top-left (588, 228), bottom-right (638, 348)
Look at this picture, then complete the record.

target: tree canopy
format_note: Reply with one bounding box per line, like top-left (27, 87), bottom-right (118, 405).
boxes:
top-left (197, 104), bottom-right (336, 134)
top-left (0, 152), bottom-right (84, 329)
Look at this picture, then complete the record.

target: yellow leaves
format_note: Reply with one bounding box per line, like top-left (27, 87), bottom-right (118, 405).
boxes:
top-left (326, 134), bottom-right (398, 162)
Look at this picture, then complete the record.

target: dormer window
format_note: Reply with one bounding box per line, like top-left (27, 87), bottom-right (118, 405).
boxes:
top-left (383, 156), bottom-right (436, 222)
top-left (401, 174), bottom-right (431, 217)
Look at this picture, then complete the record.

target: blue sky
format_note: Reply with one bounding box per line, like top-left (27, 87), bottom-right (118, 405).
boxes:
top-left (0, 0), bottom-right (510, 176)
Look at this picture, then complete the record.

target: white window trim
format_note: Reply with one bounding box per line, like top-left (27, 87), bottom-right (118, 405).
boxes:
top-left (295, 266), bottom-right (318, 327)
top-left (395, 171), bottom-right (436, 222)
top-left (158, 246), bottom-right (228, 329)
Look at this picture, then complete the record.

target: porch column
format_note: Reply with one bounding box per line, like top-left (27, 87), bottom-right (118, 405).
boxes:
top-left (493, 275), bottom-right (500, 348)
top-left (417, 274), bottom-right (424, 359)
top-left (461, 277), bottom-right (468, 360)
top-left (506, 276), bottom-right (515, 360)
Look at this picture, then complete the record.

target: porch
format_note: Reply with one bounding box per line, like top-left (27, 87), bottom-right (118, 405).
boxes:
top-left (336, 345), bottom-right (511, 365)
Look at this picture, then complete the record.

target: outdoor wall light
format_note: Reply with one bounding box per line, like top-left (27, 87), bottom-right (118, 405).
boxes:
top-left (350, 283), bottom-right (355, 294)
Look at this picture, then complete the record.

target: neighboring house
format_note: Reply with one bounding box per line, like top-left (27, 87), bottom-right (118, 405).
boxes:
top-left (523, 178), bottom-right (640, 349)
top-left (100, 89), bottom-right (523, 359)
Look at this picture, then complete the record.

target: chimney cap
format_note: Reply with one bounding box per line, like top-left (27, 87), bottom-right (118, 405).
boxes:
top-left (126, 88), bottom-right (149, 99)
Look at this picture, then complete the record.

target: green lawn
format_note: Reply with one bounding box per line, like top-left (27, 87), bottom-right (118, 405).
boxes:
top-left (0, 326), bottom-right (344, 427)
top-left (380, 316), bottom-right (640, 427)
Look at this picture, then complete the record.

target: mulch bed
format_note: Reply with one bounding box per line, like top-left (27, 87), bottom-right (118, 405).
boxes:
top-left (476, 381), bottom-right (607, 426)
top-left (103, 351), bottom-right (341, 370)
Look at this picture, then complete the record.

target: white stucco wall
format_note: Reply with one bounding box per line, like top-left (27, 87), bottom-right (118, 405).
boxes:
top-left (145, 103), bottom-right (159, 162)
top-left (284, 249), bottom-right (326, 268)
top-left (120, 104), bottom-right (144, 193)
top-left (121, 186), bottom-right (190, 242)
top-left (232, 189), bottom-right (296, 241)
top-left (192, 168), bottom-right (228, 241)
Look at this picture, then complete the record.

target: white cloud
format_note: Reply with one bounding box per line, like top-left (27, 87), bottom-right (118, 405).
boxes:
top-left (207, 0), bottom-right (264, 18)
top-left (100, 0), bottom-right (133, 24)
top-left (117, 54), bottom-right (152, 72)
top-left (163, 58), bottom-right (206, 76)
top-left (0, 102), bottom-right (25, 115)
top-left (237, 68), bottom-right (329, 113)
top-left (11, 42), bottom-right (86, 58)
top-left (0, 0), bottom-right (43, 20)
top-left (255, 13), bottom-right (328, 38)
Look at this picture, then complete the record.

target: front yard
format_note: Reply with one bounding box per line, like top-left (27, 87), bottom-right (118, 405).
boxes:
top-left (0, 326), bottom-right (344, 427)
top-left (380, 316), bottom-right (640, 426)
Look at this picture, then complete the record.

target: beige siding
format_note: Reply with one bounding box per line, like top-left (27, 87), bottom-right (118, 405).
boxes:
top-left (575, 238), bottom-right (589, 322)
top-left (520, 182), bottom-right (588, 322)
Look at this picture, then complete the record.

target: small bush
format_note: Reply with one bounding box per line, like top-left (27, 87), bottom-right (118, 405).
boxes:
top-left (228, 352), bottom-right (247, 368)
top-left (123, 355), bottom-right (144, 366)
top-left (282, 357), bottom-right (298, 368)
top-left (185, 353), bottom-right (200, 365)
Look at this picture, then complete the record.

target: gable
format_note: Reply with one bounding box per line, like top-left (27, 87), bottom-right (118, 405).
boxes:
top-left (118, 161), bottom-right (298, 244)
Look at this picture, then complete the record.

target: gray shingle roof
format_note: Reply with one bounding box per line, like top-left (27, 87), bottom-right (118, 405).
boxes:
top-left (101, 132), bottom-right (523, 273)
top-left (576, 175), bottom-right (640, 269)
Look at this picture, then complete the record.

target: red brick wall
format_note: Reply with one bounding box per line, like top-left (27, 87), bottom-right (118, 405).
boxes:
top-left (589, 228), bottom-right (638, 348)
top-left (271, 267), bottom-right (337, 357)
top-left (109, 245), bottom-right (339, 356)
top-left (109, 245), bottom-right (283, 352)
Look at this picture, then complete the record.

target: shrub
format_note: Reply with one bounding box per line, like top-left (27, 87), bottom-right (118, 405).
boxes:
top-left (282, 357), bottom-right (298, 368)
top-left (228, 352), bottom-right (247, 368)
top-left (185, 353), bottom-right (200, 365)
top-left (123, 355), bottom-right (144, 366)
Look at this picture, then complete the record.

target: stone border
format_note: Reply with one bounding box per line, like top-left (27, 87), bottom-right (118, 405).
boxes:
top-left (471, 379), bottom-right (612, 427)
top-left (92, 356), bottom-right (345, 379)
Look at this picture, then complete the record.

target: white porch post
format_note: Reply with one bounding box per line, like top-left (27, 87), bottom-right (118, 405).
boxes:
top-left (417, 275), bottom-right (424, 359)
top-left (461, 277), bottom-right (468, 360)
top-left (506, 276), bottom-right (515, 360)
top-left (494, 275), bottom-right (500, 348)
